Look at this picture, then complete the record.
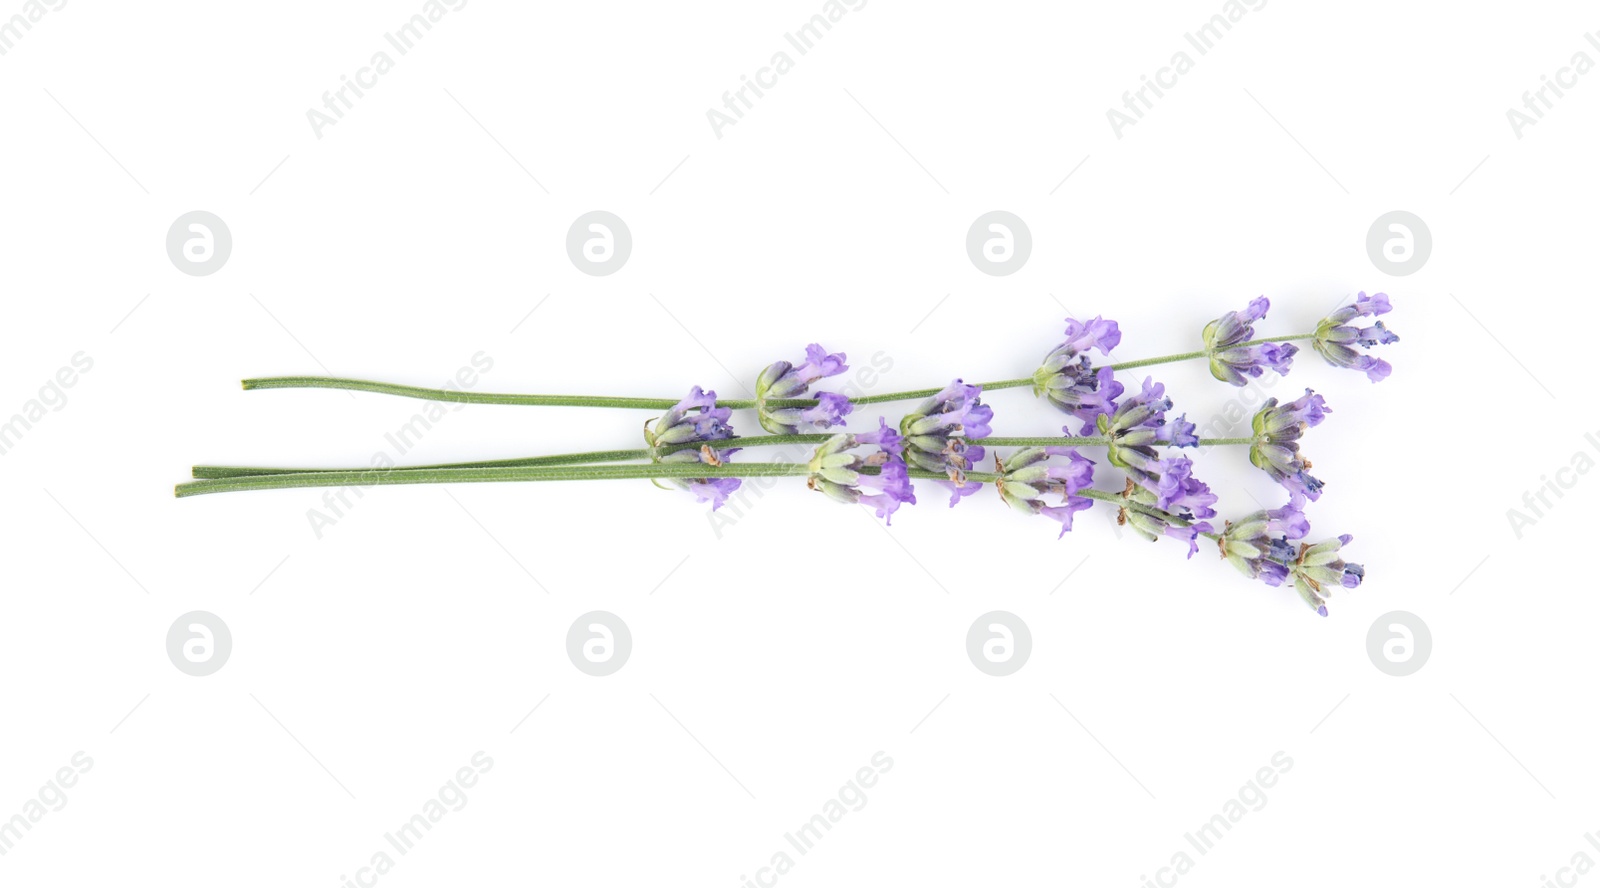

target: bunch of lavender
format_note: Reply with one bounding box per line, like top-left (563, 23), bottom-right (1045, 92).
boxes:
top-left (180, 294), bottom-right (1395, 617)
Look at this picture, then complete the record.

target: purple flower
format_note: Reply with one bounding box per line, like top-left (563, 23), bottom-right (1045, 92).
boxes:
top-left (996, 447), bottom-right (1096, 537)
top-left (1033, 315), bottom-right (1123, 432)
top-left (648, 385), bottom-right (735, 446)
top-left (1313, 292), bottom-right (1398, 382)
top-left (1096, 377), bottom-right (1215, 519)
top-left (900, 379), bottom-right (994, 507)
top-left (799, 392), bottom-right (852, 428)
top-left (1218, 493), bottom-right (1310, 584)
top-left (1035, 362), bottom-right (1125, 436)
top-left (806, 418), bottom-right (917, 524)
top-left (1248, 389), bottom-right (1330, 501)
top-left (1203, 296), bottom-right (1300, 385)
top-left (1118, 497), bottom-right (1214, 559)
top-left (756, 344), bottom-right (853, 433)
top-left (680, 477), bottom-right (743, 511)
top-left (1100, 376), bottom-right (1199, 449)
top-left (1287, 534), bottom-right (1365, 617)
top-left (647, 387), bottom-right (742, 510)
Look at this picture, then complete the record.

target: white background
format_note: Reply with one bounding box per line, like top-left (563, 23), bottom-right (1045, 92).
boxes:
top-left (3, 1), bottom-right (1597, 885)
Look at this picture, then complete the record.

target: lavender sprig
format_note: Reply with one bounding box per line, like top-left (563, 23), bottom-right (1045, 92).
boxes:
top-left (189, 294), bottom-right (1395, 618)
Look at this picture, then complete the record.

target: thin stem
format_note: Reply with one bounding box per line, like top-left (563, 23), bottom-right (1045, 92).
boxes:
top-left (175, 462), bottom-right (814, 499)
top-left (847, 377), bottom-right (1033, 406)
top-left (1107, 351), bottom-right (1207, 371)
top-left (240, 376), bottom-right (816, 411)
top-left (189, 434), bottom-right (839, 479)
top-left (175, 459), bottom-right (1222, 549)
top-left (906, 468), bottom-right (1000, 484)
top-left (981, 436), bottom-right (1253, 448)
top-left (237, 334), bottom-right (1317, 413)
top-left (980, 436), bottom-right (1106, 447)
top-left (191, 433), bottom-right (1259, 481)
top-left (1077, 488), bottom-right (1220, 539)
top-left (191, 448), bottom-right (656, 478)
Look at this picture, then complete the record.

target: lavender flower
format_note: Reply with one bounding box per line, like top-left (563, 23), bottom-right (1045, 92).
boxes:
top-left (1202, 296), bottom-right (1299, 385)
top-left (1217, 493), bottom-right (1310, 586)
top-left (1117, 490), bottom-right (1215, 559)
top-left (645, 386), bottom-right (741, 510)
top-left (900, 379), bottom-right (993, 506)
top-left (995, 447), bottom-right (1095, 537)
top-left (806, 417), bottom-right (917, 524)
top-left (1247, 388), bottom-right (1329, 501)
top-left (755, 344), bottom-right (853, 434)
top-left (1097, 377), bottom-right (1215, 519)
top-left (1032, 316), bottom-right (1124, 433)
top-left (1099, 376), bottom-right (1198, 449)
top-left (1286, 535), bottom-right (1365, 616)
top-left (1312, 292), bottom-right (1398, 382)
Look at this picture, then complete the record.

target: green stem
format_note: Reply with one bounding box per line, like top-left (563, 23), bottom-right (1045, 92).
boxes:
top-left (189, 434), bottom-right (839, 479)
top-left (191, 448), bottom-right (656, 478)
top-left (847, 377), bottom-right (1033, 406)
top-left (191, 433), bottom-right (1259, 481)
top-left (1078, 488), bottom-right (1221, 540)
top-left (238, 335), bottom-right (1316, 413)
top-left (175, 462), bottom-right (815, 499)
top-left (177, 461), bottom-right (1216, 546)
top-left (240, 376), bottom-right (808, 411)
